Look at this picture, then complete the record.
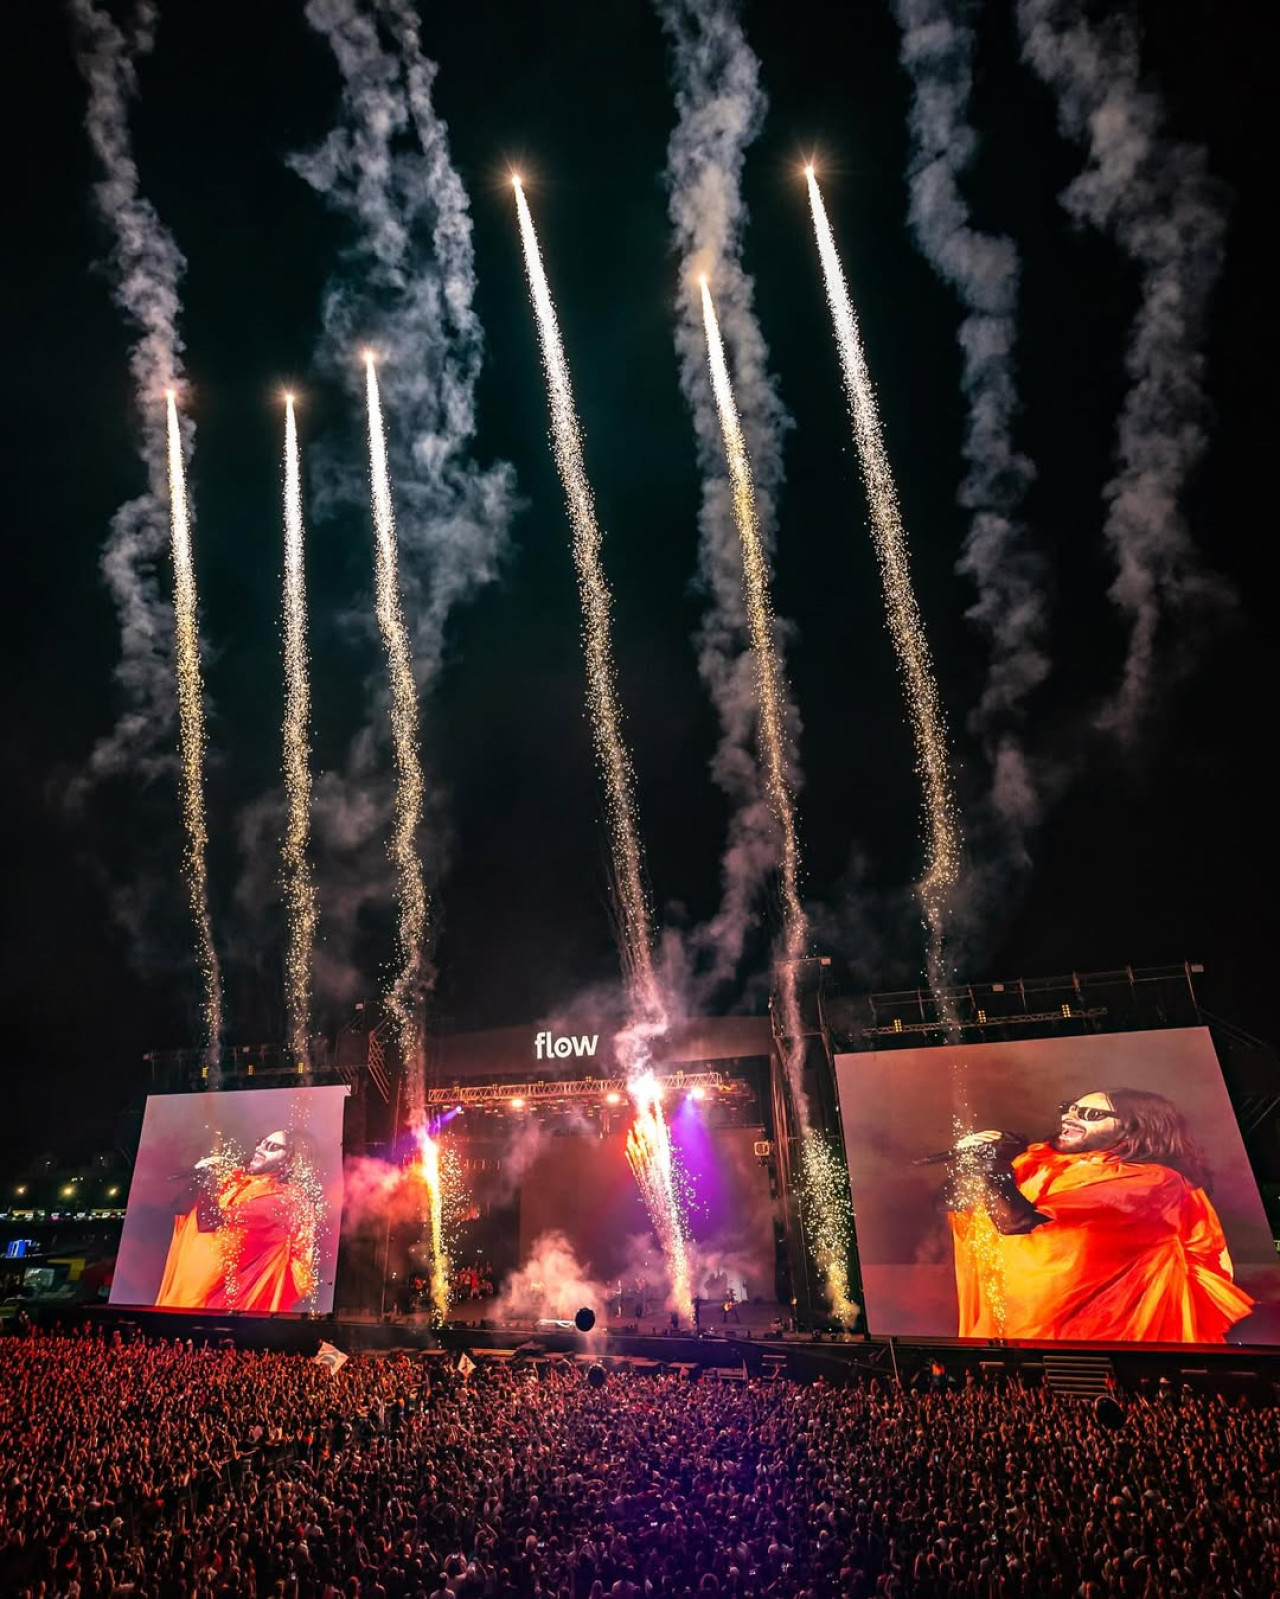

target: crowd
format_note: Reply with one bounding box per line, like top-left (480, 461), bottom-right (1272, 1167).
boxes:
top-left (2, 1325), bottom-right (1276, 1597)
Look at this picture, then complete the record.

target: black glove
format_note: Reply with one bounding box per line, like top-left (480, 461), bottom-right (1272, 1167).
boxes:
top-left (940, 1133), bottom-right (1048, 1235)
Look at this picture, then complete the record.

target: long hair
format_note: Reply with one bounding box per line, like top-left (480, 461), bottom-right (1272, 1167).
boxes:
top-left (276, 1127), bottom-right (321, 1188)
top-left (1101, 1088), bottom-right (1212, 1191)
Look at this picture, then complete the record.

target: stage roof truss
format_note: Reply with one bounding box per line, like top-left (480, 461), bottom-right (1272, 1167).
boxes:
top-left (426, 1069), bottom-right (742, 1109)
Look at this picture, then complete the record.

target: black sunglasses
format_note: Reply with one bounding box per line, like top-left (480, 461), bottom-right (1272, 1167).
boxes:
top-left (1059, 1101), bottom-right (1118, 1123)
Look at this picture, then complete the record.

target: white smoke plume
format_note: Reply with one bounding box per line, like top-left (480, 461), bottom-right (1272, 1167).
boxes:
top-left (891, 0), bottom-right (1046, 833)
top-left (654, 0), bottom-right (796, 995)
top-left (251, 0), bottom-right (517, 1013)
top-left (293, 0), bottom-right (517, 679)
top-left (234, 732), bottom-right (398, 1012)
top-left (68, 0), bottom-right (189, 797)
top-left (495, 1231), bottom-right (610, 1325)
top-left (1017, 0), bottom-right (1231, 741)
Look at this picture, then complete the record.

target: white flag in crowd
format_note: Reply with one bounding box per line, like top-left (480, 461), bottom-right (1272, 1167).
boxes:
top-left (457, 1352), bottom-right (476, 1378)
top-left (315, 1341), bottom-right (348, 1372)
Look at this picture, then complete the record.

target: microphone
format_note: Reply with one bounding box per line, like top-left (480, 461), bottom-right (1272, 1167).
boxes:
top-left (913, 1131), bottom-right (1031, 1167)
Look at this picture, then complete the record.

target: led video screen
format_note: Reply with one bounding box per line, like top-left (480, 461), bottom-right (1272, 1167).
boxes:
top-left (836, 1027), bottom-right (1280, 1342)
top-left (111, 1085), bottom-right (347, 1315)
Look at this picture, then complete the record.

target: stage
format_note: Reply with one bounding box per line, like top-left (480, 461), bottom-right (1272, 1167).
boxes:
top-left (53, 1301), bottom-right (1280, 1402)
top-left (441, 1293), bottom-right (786, 1339)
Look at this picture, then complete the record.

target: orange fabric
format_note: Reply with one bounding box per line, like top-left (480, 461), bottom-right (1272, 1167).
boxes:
top-left (155, 1172), bottom-right (316, 1312)
top-left (949, 1142), bottom-right (1254, 1342)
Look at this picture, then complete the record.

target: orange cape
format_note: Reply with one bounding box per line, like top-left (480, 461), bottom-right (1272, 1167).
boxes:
top-left (949, 1143), bottom-right (1254, 1342)
top-left (155, 1171), bottom-right (316, 1312)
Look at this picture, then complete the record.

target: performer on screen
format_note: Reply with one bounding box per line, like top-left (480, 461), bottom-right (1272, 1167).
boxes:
top-left (938, 1088), bottom-right (1254, 1342)
top-left (156, 1128), bottom-right (321, 1312)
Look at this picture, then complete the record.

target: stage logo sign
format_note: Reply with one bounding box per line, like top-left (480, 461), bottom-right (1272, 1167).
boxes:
top-left (110, 1085), bottom-right (347, 1315)
top-left (836, 1028), bottom-right (1280, 1343)
top-left (534, 1030), bottom-right (599, 1060)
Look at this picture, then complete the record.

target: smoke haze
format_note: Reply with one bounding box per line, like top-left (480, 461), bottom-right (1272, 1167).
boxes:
top-left (892, 0), bottom-right (1046, 836)
top-left (1017, 0), bottom-right (1231, 741)
top-left (239, 0), bottom-right (520, 1013)
top-left (69, 0), bottom-right (190, 796)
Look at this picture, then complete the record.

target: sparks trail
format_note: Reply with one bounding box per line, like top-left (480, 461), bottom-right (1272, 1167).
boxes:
top-left (281, 397), bottom-right (317, 1071)
top-left (699, 282), bottom-right (804, 965)
top-left (804, 169), bottom-right (986, 1320)
top-left (700, 280), bottom-right (853, 1324)
top-left (805, 174), bottom-right (1001, 1312)
top-left (363, 356), bottom-right (429, 1116)
top-left (365, 355), bottom-right (445, 1317)
top-left (512, 177), bottom-right (691, 1319)
top-left (165, 393), bottom-right (223, 1072)
top-left (510, 179), bottom-right (662, 1031)
top-left (804, 171), bottom-right (960, 986)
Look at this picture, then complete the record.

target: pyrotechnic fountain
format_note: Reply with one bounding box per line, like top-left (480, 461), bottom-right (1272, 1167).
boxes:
top-left (413, 1125), bottom-right (451, 1324)
top-left (699, 279), bottom-right (854, 1322)
top-left (363, 354), bottom-right (445, 1314)
top-left (803, 169), bottom-right (960, 987)
top-left (804, 168), bottom-right (1004, 1329)
top-left (511, 176), bottom-right (692, 1321)
top-left (164, 391), bottom-right (223, 1075)
top-left (281, 395), bottom-right (317, 1072)
top-left (363, 354), bottom-right (429, 1103)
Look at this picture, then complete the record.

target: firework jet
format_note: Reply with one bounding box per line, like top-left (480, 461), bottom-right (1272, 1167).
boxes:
top-left (805, 173), bottom-right (1002, 1316)
top-left (164, 393), bottom-right (223, 1069)
top-left (281, 398), bottom-right (318, 1069)
top-left (511, 178), bottom-right (691, 1318)
top-left (700, 280), bottom-right (852, 1322)
top-left (363, 357), bottom-right (429, 1113)
top-left (698, 283), bottom-right (803, 969)
top-left (511, 180), bottom-right (662, 1029)
top-left (413, 1127), bottom-right (450, 1323)
top-left (804, 170), bottom-right (960, 1007)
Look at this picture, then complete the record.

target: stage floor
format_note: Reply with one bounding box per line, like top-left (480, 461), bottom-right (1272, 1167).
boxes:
top-left (439, 1297), bottom-right (786, 1339)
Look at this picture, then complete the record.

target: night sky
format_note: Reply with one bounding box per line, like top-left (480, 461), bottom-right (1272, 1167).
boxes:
top-left (1, 1), bottom-right (1270, 1166)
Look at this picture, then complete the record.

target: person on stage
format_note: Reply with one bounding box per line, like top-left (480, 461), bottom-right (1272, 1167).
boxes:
top-left (941, 1088), bottom-right (1254, 1342)
top-left (155, 1128), bottom-right (321, 1313)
